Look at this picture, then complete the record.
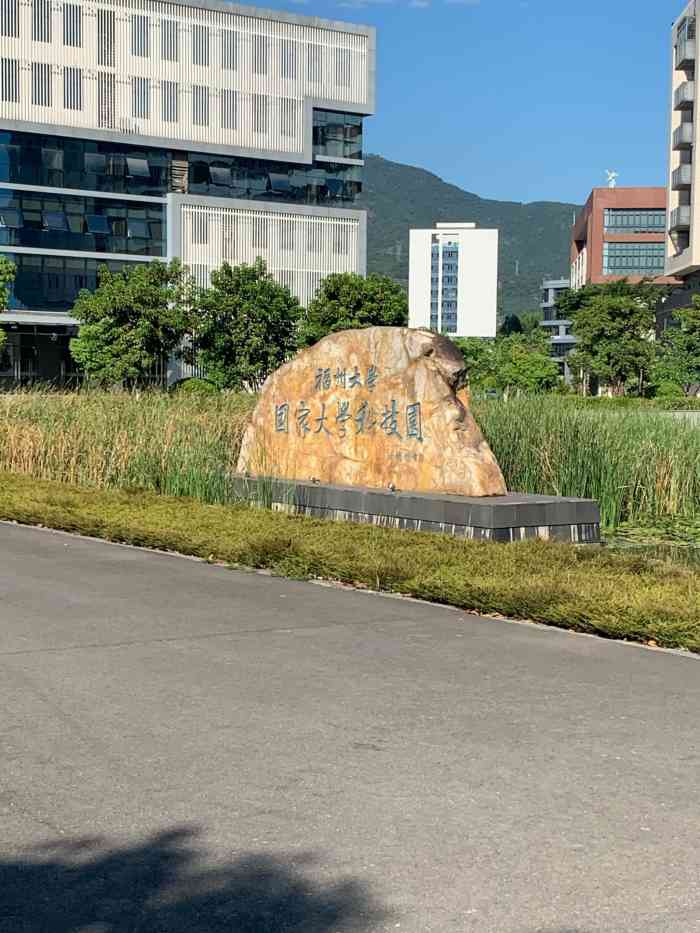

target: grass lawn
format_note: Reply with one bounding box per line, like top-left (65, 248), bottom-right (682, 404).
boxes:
top-left (1, 472), bottom-right (698, 654)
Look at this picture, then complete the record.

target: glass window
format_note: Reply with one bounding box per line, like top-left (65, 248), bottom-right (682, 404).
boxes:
top-left (161, 20), bottom-right (179, 62)
top-left (210, 165), bottom-right (232, 186)
top-left (222, 30), bottom-right (237, 69)
top-left (63, 3), bottom-right (82, 47)
top-left (281, 39), bottom-right (297, 79)
top-left (32, 0), bottom-right (51, 42)
top-left (0, 59), bottom-right (19, 103)
top-left (63, 67), bottom-right (82, 111)
top-left (1, 0), bottom-right (19, 38)
top-left (31, 62), bottom-right (51, 107)
top-left (335, 49), bottom-right (350, 87)
top-left (603, 208), bottom-right (666, 233)
top-left (602, 241), bottom-right (666, 275)
top-left (85, 214), bottom-right (111, 234)
top-left (161, 80), bottom-right (178, 123)
top-left (0, 207), bottom-right (23, 227)
top-left (97, 9), bottom-right (115, 67)
top-left (251, 94), bottom-right (268, 134)
top-left (132, 77), bottom-right (150, 119)
top-left (131, 14), bottom-right (149, 57)
top-left (192, 25), bottom-right (209, 66)
top-left (127, 218), bottom-right (149, 238)
top-left (279, 98), bottom-right (297, 138)
top-left (192, 86), bottom-right (209, 126)
top-left (126, 157), bottom-right (150, 178)
top-left (43, 211), bottom-right (68, 231)
top-left (84, 152), bottom-right (107, 175)
top-left (252, 34), bottom-right (268, 74)
top-left (307, 43), bottom-right (322, 82)
top-left (221, 89), bottom-right (237, 131)
top-left (97, 71), bottom-right (115, 128)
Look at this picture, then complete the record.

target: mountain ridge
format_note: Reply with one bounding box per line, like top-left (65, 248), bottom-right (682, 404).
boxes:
top-left (357, 154), bottom-right (579, 316)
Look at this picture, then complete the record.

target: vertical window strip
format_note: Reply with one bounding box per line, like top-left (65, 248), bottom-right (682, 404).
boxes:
top-left (63, 3), bottom-right (82, 48)
top-left (251, 93), bottom-right (268, 134)
top-left (97, 70), bottom-right (116, 128)
top-left (193, 85), bottom-right (209, 126)
top-left (132, 76), bottom-right (150, 119)
top-left (222, 29), bottom-right (238, 69)
top-left (162, 79), bottom-right (178, 122)
top-left (32, 0), bottom-right (51, 42)
top-left (280, 39), bottom-right (297, 79)
top-left (1, 0), bottom-right (20, 38)
top-left (335, 48), bottom-right (350, 88)
top-left (97, 9), bottom-right (116, 67)
top-left (221, 88), bottom-right (237, 130)
top-left (192, 25), bottom-right (209, 66)
top-left (307, 43), bottom-right (322, 83)
top-left (252, 34), bottom-right (268, 75)
top-left (63, 66), bottom-right (82, 110)
top-left (161, 20), bottom-right (179, 62)
top-left (31, 61), bottom-right (52, 107)
top-left (279, 97), bottom-right (297, 138)
top-left (0, 58), bottom-right (19, 103)
top-left (131, 15), bottom-right (150, 58)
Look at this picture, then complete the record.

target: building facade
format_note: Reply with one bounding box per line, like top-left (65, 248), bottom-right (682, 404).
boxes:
top-left (571, 187), bottom-right (678, 290)
top-left (539, 276), bottom-right (575, 381)
top-left (408, 223), bottom-right (498, 338)
top-left (667, 2), bottom-right (698, 280)
top-left (0, 0), bottom-right (375, 383)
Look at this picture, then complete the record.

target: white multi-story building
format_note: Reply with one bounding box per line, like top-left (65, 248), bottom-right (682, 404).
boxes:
top-left (408, 223), bottom-right (498, 338)
top-left (667, 2), bottom-right (698, 279)
top-left (539, 276), bottom-right (576, 382)
top-left (0, 0), bottom-right (375, 382)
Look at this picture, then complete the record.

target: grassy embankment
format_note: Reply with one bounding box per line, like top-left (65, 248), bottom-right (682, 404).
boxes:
top-left (0, 390), bottom-right (698, 650)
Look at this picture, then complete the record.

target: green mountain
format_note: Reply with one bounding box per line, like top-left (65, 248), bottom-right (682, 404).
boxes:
top-left (357, 155), bottom-right (579, 317)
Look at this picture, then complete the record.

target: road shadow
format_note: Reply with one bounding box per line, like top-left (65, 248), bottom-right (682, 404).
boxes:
top-left (0, 825), bottom-right (389, 933)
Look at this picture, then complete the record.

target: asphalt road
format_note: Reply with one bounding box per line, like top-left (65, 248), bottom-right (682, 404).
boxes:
top-left (1, 522), bottom-right (699, 933)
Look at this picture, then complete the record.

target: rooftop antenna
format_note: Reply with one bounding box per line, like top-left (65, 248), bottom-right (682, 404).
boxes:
top-left (606, 169), bottom-right (619, 189)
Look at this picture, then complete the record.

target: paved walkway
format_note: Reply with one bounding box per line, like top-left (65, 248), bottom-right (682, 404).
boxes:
top-left (1, 522), bottom-right (699, 933)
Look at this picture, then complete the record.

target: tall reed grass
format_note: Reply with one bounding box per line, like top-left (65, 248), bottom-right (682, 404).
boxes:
top-left (0, 390), bottom-right (698, 529)
top-left (0, 390), bottom-right (254, 504)
top-left (472, 397), bottom-right (700, 527)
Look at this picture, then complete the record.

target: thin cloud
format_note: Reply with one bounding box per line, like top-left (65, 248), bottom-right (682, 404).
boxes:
top-left (444, 0), bottom-right (480, 5)
top-left (409, 0), bottom-right (431, 8)
top-left (337, 0), bottom-right (396, 7)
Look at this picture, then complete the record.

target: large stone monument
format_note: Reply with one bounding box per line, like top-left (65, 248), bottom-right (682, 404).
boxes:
top-left (238, 327), bottom-right (506, 496)
top-left (236, 327), bottom-right (600, 543)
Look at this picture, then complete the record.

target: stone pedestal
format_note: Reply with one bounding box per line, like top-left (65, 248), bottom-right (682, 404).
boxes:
top-left (232, 477), bottom-right (601, 544)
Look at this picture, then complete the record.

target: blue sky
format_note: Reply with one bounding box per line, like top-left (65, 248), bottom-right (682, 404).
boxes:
top-left (262, 0), bottom-right (676, 206)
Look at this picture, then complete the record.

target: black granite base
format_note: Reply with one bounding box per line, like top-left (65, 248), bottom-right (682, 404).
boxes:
top-left (232, 477), bottom-right (601, 544)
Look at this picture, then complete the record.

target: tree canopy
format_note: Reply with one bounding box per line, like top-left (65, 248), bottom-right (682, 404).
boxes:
top-left (567, 284), bottom-right (659, 395)
top-left (0, 255), bottom-right (16, 354)
top-left (298, 273), bottom-right (408, 348)
top-left (69, 260), bottom-right (194, 387)
top-left (191, 259), bottom-right (303, 391)
top-left (651, 296), bottom-right (700, 397)
top-left (454, 330), bottom-right (559, 398)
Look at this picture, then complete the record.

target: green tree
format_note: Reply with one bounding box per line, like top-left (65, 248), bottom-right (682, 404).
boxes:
top-left (518, 309), bottom-right (544, 336)
top-left (0, 255), bottom-right (16, 354)
top-left (453, 337), bottom-right (496, 389)
top-left (298, 272), bottom-right (408, 348)
top-left (492, 334), bottom-right (560, 398)
top-left (651, 296), bottom-right (700, 397)
top-left (70, 260), bottom-right (194, 388)
top-left (569, 288), bottom-right (657, 395)
top-left (191, 259), bottom-right (303, 391)
top-left (499, 314), bottom-right (523, 336)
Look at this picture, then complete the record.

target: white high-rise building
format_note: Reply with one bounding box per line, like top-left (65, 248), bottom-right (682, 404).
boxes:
top-left (667, 2), bottom-right (698, 279)
top-left (408, 223), bottom-right (498, 338)
top-left (0, 0), bottom-right (375, 383)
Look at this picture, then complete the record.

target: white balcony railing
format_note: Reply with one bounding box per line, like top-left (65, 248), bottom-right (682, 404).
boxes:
top-left (673, 123), bottom-right (694, 149)
top-left (670, 205), bottom-right (692, 231)
top-left (672, 164), bottom-right (693, 189)
top-left (674, 80), bottom-right (696, 110)
top-left (676, 38), bottom-right (696, 69)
